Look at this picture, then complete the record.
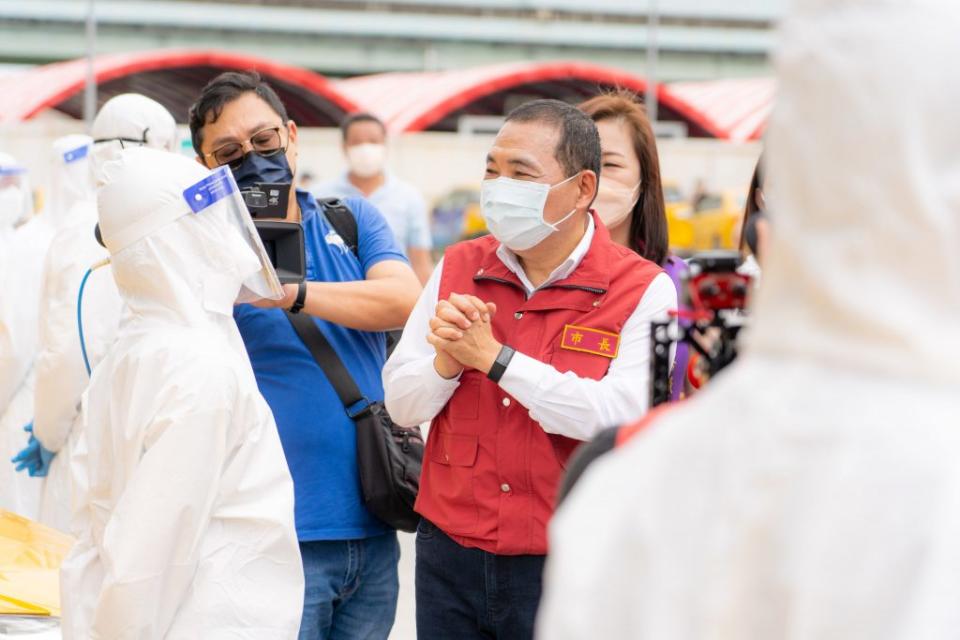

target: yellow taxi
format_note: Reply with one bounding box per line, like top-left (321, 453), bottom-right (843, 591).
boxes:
top-left (666, 183), bottom-right (744, 254)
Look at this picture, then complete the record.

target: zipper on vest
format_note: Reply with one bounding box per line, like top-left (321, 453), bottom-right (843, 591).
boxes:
top-left (476, 275), bottom-right (607, 296)
top-left (543, 283), bottom-right (608, 295)
top-left (474, 274), bottom-right (526, 292)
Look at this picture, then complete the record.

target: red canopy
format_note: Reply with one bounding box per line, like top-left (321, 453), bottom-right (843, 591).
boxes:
top-left (0, 49), bottom-right (358, 125)
top-left (664, 77), bottom-right (775, 142)
top-left (1, 52), bottom-right (773, 141)
top-left (337, 60), bottom-right (670, 132)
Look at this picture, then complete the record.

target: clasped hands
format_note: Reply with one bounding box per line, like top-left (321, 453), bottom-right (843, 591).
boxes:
top-left (429, 293), bottom-right (502, 380)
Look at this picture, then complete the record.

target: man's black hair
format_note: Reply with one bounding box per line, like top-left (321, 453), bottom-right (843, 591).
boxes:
top-left (504, 99), bottom-right (601, 179)
top-left (188, 71), bottom-right (289, 155)
top-left (340, 112), bottom-right (386, 140)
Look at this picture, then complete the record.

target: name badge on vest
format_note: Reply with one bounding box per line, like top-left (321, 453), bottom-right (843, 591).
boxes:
top-left (560, 324), bottom-right (620, 358)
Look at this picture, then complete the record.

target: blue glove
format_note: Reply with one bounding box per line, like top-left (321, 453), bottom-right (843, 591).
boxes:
top-left (10, 423), bottom-right (55, 477)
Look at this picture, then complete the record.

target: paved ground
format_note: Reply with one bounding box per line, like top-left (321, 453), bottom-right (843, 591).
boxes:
top-left (389, 532), bottom-right (417, 640)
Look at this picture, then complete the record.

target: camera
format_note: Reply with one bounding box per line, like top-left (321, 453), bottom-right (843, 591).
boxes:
top-left (650, 251), bottom-right (753, 406)
top-left (240, 182), bottom-right (289, 219)
top-left (254, 220), bottom-right (306, 285)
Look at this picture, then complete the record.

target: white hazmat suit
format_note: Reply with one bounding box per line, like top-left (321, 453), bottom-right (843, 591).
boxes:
top-left (60, 148), bottom-right (303, 639)
top-left (0, 136), bottom-right (92, 519)
top-left (538, 1), bottom-right (960, 639)
top-left (0, 152), bottom-right (33, 405)
top-left (32, 94), bottom-right (177, 532)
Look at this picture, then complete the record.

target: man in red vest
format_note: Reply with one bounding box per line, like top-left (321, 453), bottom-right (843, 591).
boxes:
top-left (383, 99), bottom-right (677, 639)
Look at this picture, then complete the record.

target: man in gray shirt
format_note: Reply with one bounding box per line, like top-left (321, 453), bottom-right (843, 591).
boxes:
top-left (316, 113), bottom-right (434, 284)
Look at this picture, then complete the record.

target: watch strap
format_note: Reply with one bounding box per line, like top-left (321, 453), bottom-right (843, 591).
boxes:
top-left (289, 281), bottom-right (308, 314)
top-left (487, 345), bottom-right (516, 384)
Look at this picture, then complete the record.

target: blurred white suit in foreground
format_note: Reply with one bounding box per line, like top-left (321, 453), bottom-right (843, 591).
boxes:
top-left (539, 1), bottom-right (960, 638)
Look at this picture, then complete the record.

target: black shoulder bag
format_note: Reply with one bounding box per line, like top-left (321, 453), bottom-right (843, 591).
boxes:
top-left (284, 198), bottom-right (423, 532)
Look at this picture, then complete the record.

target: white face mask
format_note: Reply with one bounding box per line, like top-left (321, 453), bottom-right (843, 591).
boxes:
top-left (0, 186), bottom-right (26, 228)
top-left (595, 180), bottom-right (641, 229)
top-left (481, 174), bottom-right (579, 251)
top-left (346, 143), bottom-right (387, 178)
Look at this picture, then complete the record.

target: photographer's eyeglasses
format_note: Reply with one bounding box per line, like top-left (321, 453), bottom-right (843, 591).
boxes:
top-left (205, 127), bottom-right (285, 170)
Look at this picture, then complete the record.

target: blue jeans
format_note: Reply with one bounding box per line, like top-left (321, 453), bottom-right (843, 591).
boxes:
top-left (415, 519), bottom-right (546, 640)
top-left (298, 532), bottom-right (400, 640)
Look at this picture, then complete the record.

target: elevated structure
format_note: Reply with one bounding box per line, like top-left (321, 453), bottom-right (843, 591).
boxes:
top-left (0, 0), bottom-right (781, 79)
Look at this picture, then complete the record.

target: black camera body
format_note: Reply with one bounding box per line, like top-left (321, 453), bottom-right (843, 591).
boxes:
top-left (241, 182), bottom-right (305, 285)
top-left (254, 220), bottom-right (306, 285)
top-left (240, 182), bottom-right (290, 219)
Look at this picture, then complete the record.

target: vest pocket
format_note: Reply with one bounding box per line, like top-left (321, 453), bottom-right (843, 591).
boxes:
top-left (430, 432), bottom-right (479, 466)
top-left (426, 432), bottom-right (480, 534)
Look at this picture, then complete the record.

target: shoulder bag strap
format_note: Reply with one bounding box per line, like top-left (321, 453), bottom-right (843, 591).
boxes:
top-left (317, 197), bottom-right (360, 258)
top-left (284, 311), bottom-right (370, 418)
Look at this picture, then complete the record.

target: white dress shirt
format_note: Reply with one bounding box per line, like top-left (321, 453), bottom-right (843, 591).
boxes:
top-left (383, 217), bottom-right (677, 442)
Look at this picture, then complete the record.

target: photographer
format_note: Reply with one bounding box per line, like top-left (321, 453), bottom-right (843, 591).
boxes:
top-left (189, 71), bottom-right (420, 639)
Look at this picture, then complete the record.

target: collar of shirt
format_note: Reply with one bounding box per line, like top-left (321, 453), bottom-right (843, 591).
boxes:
top-left (495, 214), bottom-right (595, 297)
top-left (296, 188), bottom-right (319, 222)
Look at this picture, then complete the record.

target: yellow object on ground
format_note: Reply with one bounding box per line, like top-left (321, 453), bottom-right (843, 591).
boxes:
top-left (0, 510), bottom-right (74, 617)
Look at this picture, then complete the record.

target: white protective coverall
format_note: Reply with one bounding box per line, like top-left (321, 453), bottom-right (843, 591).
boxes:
top-left (538, 2), bottom-right (960, 639)
top-left (32, 94), bottom-right (177, 532)
top-left (0, 152), bottom-right (33, 406)
top-left (60, 148), bottom-right (304, 639)
top-left (0, 136), bottom-right (92, 519)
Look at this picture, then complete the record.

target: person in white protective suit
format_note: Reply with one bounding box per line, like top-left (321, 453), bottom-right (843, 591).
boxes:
top-left (27, 94), bottom-right (177, 532)
top-left (0, 137), bottom-right (91, 520)
top-left (0, 154), bottom-right (33, 516)
top-left (60, 147), bottom-right (304, 639)
top-left (0, 152), bottom-right (34, 400)
top-left (537, 2), bottom-right (960, 639)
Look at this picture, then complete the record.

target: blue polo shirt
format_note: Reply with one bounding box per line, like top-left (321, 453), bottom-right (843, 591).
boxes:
top-left (234, 190), bottom-right (407, 541)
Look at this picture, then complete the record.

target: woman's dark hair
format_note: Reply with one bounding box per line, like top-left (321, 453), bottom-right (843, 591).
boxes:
top-left (579, 90), bottom-right (668, 266)
top-left (739, 154), bottom-right (765, 254)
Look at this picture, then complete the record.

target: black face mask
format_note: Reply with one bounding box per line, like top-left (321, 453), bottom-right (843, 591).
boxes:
top-left (231, 149), bottom-right (293, 190)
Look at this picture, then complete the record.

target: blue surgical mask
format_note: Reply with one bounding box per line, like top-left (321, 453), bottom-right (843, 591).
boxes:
top-left (481, 174), bottom-right (579, 251)
top-left (231, 150), bottom-right (293, 190)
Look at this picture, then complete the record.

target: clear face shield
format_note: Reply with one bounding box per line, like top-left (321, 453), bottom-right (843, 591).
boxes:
top-left (183, 167), bottom-right (286, 303)
top-left (99, 164), bottom-right (284, 303)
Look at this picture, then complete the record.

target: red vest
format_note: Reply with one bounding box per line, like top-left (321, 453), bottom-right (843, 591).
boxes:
top-left (415, 214), bottom-right (663, 555)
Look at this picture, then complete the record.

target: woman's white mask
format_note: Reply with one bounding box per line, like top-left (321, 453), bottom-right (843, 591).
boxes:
top-left (595, 180), bottom-right (641, 229)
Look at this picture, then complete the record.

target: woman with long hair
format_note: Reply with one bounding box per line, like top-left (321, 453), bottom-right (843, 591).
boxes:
top-left (579, 90), bottom-right (688, 402)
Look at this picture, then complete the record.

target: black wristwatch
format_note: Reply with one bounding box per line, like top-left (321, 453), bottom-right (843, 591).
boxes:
top-left (487, 345), bottom-right (516, 384)
top-left (289, 281), bottom-right (308, 314)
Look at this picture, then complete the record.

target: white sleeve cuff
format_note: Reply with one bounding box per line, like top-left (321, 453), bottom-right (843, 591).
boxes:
top-left (497, 351), bottom-right (549, 405)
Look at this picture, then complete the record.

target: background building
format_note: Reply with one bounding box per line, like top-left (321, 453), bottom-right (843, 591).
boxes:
top-left (0, 0), bottom-right (773, 255)
top-left (0, 0), bottom-right (784, 79)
